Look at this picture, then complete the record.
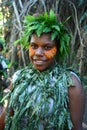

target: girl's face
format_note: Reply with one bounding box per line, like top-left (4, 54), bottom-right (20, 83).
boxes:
top-left (29, 33), bottom-right (57, 71)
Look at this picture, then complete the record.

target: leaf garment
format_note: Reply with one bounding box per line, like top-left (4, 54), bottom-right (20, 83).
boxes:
top-left (5, 63), bottom-right (73, 130)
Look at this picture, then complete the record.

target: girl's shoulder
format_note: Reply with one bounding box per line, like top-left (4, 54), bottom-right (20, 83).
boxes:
top-left (12, 64), bottom-right (33, 84)
top-left (12, 67), bottom-right (28, 84)
top-left (12, 70), bottom-right (22, 84)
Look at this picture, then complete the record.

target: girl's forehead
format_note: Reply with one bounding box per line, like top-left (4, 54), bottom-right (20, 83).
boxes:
top-left (30, 33), bottom-right (56, 45)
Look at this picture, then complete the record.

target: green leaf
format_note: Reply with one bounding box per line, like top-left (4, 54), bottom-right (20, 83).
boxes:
top-left (63, 34), bottom-right (70, 44)
top-left (63, 16), bottom-right (71, 24)
top-left (25, 15), bottom-right (36, 22)
top-left (60, 40), bottom-right (65, 53)
top-left (24, 21), bottom-right (39, 27)
top-left (14, 39), bottom-right (21, 45)
top-left (52, 25), bottom-right (60, 32)
top-left (36, 23), bottom-right (44, 36)
top-left (44, 11), bottom-right (49, 20)
top-left (49, 10), bottom-right (56, 22)
top-left (51, 31), bottom-right (58, 40)
top-left (43, 27), bottom-right (51, 33)
top-left (27, 24), bottom-right (39, 32)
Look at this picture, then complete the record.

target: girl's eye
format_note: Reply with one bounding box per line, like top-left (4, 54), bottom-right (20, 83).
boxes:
top-left (30, 44), bottom-right (38, 49)
top-left (44, 46), bottom-right (52, 50)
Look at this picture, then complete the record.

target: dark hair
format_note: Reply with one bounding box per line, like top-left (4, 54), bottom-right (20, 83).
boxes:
top-left (0, 42), bottom-right (3, 51)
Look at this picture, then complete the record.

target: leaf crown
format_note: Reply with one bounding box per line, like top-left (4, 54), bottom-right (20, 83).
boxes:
top-left (21, 10), bottom-right (71, 59)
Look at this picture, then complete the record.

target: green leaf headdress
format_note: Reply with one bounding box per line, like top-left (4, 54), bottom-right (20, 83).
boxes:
top-left (20, 10), bottom-right (71, 59)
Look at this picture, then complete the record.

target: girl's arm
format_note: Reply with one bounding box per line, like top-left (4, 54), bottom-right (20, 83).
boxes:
top-left (68, 73), bottom-right (85, 130)
top-left (0, 102), bottom-right (8, 130)
top-left (0, 83), bottom-right (13, 130)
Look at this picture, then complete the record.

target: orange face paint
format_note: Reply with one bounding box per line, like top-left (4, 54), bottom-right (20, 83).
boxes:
top-left (29, 46), bottom-right (35, 57)
top-left (44, 46), bottom-right (57, 59)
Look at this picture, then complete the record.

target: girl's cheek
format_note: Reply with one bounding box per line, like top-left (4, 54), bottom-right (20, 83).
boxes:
top-left (29, 46), bottom-right (35, 57)
top-left (44, 47), bottom-right (57, 59)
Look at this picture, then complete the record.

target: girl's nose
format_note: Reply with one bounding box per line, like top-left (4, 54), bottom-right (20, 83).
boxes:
top-left (35, 47), bottom-right (43, 55)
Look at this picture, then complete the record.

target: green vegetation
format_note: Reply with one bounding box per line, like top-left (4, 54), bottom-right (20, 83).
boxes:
top-left (20, 10), bottom-right (71, 60)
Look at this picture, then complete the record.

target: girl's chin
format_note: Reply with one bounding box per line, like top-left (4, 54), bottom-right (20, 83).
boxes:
top-left (33, 64), bottom-right (46, 71)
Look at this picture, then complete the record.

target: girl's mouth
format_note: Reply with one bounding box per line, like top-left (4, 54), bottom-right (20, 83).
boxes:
top-left (33, 60), bottom-right (46, 65)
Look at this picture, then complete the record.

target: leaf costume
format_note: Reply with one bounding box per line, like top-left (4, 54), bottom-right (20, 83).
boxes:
top-left (5, 63), bottom-right (73, 130)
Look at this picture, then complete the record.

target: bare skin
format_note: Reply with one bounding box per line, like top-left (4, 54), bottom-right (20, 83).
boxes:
top-left (29, 33), bottom-right (57, 71)
top-left (69, 74), bottom-right (85, 130)
top-left (0, 83), bottom-right (12, 129)
top-left (0, 33), bottom-right (85, 130)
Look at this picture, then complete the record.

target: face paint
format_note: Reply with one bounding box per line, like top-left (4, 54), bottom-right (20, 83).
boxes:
top-left (29, 46), bottom-right (35, 57)
top-left (44, 46), bottom-right (57, 59)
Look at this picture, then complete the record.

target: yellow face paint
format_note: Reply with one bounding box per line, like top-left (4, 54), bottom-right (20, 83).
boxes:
top-left (44, 46), bottom-right (57, 59)
top-left (29, 46), bottom-right (35, 57)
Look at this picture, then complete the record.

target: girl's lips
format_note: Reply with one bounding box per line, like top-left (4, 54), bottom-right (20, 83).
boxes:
top-left (33, 60), bottom-right (46, 65)
top-left (34, 60), bottom-right (43, 63)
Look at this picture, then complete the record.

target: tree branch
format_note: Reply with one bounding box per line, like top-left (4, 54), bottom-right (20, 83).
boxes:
top-left (67, 0), bottom-right (84, 47)
top-left (12, 0), bottom-right (26, 67)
